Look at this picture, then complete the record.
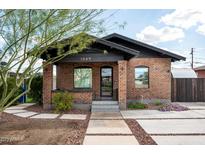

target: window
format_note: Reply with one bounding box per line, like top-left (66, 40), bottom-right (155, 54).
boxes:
top-left (135, 67), bottom-right (149, 88)
top-left (74, 67), bottom-right (92, 88)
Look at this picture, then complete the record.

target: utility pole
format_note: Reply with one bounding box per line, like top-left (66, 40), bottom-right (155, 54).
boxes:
top-left (190, 48), bottom-right (194, 69)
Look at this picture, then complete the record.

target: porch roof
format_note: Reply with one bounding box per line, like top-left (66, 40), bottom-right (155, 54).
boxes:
top-left (40, 33), bottom-right (186, 62)
top-left (40, 34), bottom-right (139, 61)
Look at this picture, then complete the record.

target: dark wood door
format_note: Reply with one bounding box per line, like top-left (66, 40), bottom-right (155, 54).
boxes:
top-left (100, 67), bottom-right (113, 97)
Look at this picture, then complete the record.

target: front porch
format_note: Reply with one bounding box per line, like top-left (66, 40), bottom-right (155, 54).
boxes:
top-left (43, 60), bottom-right (128, 110)
top-left (41, 36), bottom-right (141, 111)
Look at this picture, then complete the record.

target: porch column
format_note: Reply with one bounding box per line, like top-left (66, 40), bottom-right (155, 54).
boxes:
top-left (43, 62), bottom-right (53, 109)
top-left (118, 60), bottom-right (127, 110)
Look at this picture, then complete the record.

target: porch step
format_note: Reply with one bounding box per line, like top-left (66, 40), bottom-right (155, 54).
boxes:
top-left (92, 101), bottom-right (118, 105)
top-left (91, 101), bottom-right (120, 112)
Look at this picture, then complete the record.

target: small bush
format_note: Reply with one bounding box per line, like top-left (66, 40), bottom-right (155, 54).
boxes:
top-left (52, 92), bottom-right (73, 112)
top-left (28, 75), bottom-right (43, 105)
top-left (0, 77), bottom-right (22, 106)
top-left (128, 102), bottom-right (147, 109)
top-left (153, 100), bottom-right (163, 106)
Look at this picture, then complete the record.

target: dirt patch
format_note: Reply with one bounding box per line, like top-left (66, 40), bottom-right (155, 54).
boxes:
top-left (125, 119), bottom-right (157, 145)
top-left (0, 112), bottom-right (90, 145)
top-left (26, 104), bottom-right (89, 114)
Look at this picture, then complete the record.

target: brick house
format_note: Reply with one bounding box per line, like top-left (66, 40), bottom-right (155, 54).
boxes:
top-left (194, 65), bottom-right (205, 78)
top-left (42, 33), bottom-right (185, 110)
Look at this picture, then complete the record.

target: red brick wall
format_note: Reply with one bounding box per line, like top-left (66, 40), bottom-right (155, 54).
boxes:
top-left (118, 60), bottom-right (127, 109)
top-left (56, 62), bottom-right (118, 103)
top-left (127, 58), bottom-right (171, 101)
top-left (43, 55), bottom-right (173, 110)
top-left (195, 70), bottom-right (205, 78)
top-left (51, 91), bottom-right (92, 104)
top-left (43, 63), bottom-right (53, 109)
top-left (72, 92), bottom-right (93, 104)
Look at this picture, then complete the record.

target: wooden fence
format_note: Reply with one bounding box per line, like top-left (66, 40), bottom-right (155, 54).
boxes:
top-left (171, 78), bottom-right (205, 102)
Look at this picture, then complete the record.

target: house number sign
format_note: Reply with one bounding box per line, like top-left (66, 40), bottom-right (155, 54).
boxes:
top-left (80, 57), bottom-right (92, 61)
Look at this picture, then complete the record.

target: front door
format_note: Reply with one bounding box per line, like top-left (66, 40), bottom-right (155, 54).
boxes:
top-left (100, 67), bottom-right (113, 97)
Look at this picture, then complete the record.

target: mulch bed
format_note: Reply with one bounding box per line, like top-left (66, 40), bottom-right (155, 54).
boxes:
top-left (0, 112), bottom-right (90, 145)
top-left (125, 119), bottom-right (157, 145)
top-left (26, 104), bottom-right (89, 114)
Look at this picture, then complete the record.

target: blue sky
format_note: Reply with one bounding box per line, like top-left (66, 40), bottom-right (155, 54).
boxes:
top-left (101, 9), bottom-right (205, 68)
top-left (1, 9), bottom-right (205, 70)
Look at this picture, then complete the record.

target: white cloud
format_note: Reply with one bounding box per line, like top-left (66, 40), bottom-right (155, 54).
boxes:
top-left (160, 9), bottom-right (205, 36)
top-left (136, 26), bottom-right (184, 44)
top-left (178, 39), bottom-right (183, 43)
top-left (160, 10), bottom-right (205, 29)
top-left (196, 24), bottom-right (205, 35)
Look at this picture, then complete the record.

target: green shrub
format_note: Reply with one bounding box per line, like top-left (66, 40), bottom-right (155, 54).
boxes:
top-left (153, 100), bottom-right (163, 106)
top-left (0, 77), bottom-right (22, 106)
top-left (52, 92), bottom-right (73, 112)
top-left (128, 102), bottom-right (147, 109)
top-left (28, 75), bottom-right (43, 105)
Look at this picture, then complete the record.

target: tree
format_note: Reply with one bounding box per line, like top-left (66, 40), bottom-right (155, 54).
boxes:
top-left (0, 9), bottom-right (108, 114)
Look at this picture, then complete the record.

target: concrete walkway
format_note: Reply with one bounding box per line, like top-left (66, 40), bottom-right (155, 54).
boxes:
top-left (83, 112), bottom-right (139, 145)
top-left (175, 102), bottom-right (205, 110)
top-left (121, 103), bottom-right (205, 145)
top-left (4, 103), bottom-right (87, 120)
top-left (121, 109), bottom-right (205, 119)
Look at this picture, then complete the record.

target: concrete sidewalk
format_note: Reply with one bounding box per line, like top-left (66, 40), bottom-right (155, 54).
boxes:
top-left (127, 103), bottom-right (205, 145)
top-left (121, 109), bottom-right (205, 119)
top-left (151, 135), bottom-right (205, 145)
top-left (137, 119), bottom-right (205, 134)
top-left (4, 103), bottom-right (87, 120)
top-left (83, 112), bottom-right (139, 145)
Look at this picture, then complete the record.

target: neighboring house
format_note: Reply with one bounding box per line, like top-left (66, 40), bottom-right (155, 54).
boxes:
top-left (41, 33), bottom-right (185, 110)
top-left (171, 68), bottom-right (197, 78)
top-left (194, 65), bottom-right (205, 78)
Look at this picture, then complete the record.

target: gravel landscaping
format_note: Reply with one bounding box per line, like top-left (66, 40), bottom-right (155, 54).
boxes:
top-left (128, 103), bottom-right (189, 112)
top-left (0, 112), bottom-right (90, 145)
top-left (125, 119), bottom-right (157, 145)
top-left (158, 103), bottom-right (189, 112)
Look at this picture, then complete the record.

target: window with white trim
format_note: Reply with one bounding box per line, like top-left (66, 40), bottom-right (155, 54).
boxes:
top-left (135, 67), bottom-right (149, 88)
top-left (74, 67), bottom-right (92, 88)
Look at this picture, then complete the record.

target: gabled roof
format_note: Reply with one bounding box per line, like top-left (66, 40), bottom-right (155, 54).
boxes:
top-left (40, 34), bottom-right (139, 60)
top-left (103, 33), bottom-right (186, 61)
top-left (94, 37), bottom-right (139, 56)
top-left (194, 65), bottom-right (205, 71)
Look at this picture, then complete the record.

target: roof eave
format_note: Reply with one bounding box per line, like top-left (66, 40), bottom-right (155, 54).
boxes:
top-left (103, 33), bottom-right (186, 61)
top-left (95, 38), bottom-right (139, 57)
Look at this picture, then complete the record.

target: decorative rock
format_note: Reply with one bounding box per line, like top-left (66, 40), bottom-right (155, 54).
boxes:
top-left (159, 103), bottom-right (189, 112)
